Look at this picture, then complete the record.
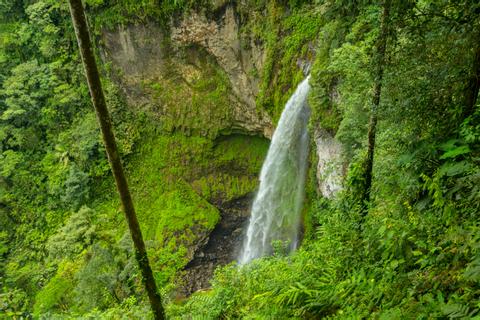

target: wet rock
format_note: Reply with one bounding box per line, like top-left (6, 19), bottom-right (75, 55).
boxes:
top-left (178, 194), bottom-right (253, 296)
top-left (314, 128), bottom-right (345, 198)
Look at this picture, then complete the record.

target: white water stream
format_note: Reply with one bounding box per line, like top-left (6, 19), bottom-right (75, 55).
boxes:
top-left (239, 77), bottom-right (311, 264)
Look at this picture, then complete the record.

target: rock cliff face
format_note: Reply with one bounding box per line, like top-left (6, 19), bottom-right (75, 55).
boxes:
top-left (314, 128), bottom-right (344, 198)
top-left (100, 5), bottom-right (273, 138)
top-left (172, 6), bottom-right (273, 137)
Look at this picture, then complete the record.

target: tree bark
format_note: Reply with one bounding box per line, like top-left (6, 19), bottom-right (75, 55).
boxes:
top-left (67, 1), bottom-right (166, 319)
top-left (463, 32), bottom-right (480, 119)
top-left (362, 0), bottom-right (391, 212)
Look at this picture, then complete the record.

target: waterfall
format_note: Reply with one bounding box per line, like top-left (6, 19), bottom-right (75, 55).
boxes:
top-left (239, 77), bottom-right (311, 264)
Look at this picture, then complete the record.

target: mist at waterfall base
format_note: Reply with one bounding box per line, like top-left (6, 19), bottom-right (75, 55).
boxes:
top-left (239, 77), bottom-right (311, 265)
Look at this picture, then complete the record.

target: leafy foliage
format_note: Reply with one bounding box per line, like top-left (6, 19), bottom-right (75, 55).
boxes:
top-left (1, 0), bottom-right (480, 318)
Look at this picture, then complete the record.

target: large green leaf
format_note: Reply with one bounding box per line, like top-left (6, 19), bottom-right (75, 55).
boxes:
top-left (440, 145), bottom-right (471, 160)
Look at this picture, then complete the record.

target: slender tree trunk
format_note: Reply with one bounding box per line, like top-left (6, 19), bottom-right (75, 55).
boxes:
top-left (362, 0), bottom-right (391, 212)
top-left (463, 32), bottom-right (480, 119)
top-left (67, 1), bottom-right (166, 319)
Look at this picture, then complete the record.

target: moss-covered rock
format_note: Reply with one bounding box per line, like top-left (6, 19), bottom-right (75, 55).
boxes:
top-left (90, 132), bottom-right (268, 289)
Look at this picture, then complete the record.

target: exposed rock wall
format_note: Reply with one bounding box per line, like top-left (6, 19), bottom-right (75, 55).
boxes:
top-left (100, 6), bottom-right (273, 138)
top-left (314, 128), bottom-right (344, 198)
top-left (171, 7), bottom-right (259, 110)
top-left (179, 194), bottom-right (252, 296)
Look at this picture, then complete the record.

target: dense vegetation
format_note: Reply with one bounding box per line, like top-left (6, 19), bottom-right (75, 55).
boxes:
top-left (1, 0), bottom-right (479, 319)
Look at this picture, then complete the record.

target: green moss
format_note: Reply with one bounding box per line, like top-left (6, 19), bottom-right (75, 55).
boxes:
top-left (191, 174), bottom-right (257, 203)
top-left (253, 1), bottom-right (282, 117)
top-left (33, 260), bottom-right (80, 316)
top-left (141, 181), bottom-right (220, 242)
top-left (309, 21), bottom-right (348, 134)
top-left (88, 0), bottom-right (210, 31)
top-left (142, 54), bottom-right (234, 139)
top-left (243, 2), bottom-right (321, 122)
top-left (190, 135), bottom-right (269, 202)
top-left (91, 132), bottom-right (268, 286)
top-left (213, 135), bottom-right (269, 174)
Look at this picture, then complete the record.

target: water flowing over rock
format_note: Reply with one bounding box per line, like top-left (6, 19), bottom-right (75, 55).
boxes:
top-left (239, 77), bottom-right (311, 264)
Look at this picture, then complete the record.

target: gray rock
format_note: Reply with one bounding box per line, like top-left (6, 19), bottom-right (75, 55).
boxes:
top-left (100, 7), bottom-right (273, 138)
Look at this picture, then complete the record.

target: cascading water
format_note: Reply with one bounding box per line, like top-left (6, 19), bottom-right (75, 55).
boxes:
top-left (239, 77), bottom-right (311, 264)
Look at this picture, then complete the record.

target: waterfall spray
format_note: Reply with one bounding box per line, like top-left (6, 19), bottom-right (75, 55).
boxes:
top-left (239, 77), bottom-right (311, 264)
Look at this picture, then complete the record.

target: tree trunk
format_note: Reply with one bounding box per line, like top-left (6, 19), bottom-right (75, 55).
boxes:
top-left (362, 0), bottom-right (391, 212)
top-left (67, 1), bottom-right (166, 319)
top-left (463, 32), bottom-right (480, 119)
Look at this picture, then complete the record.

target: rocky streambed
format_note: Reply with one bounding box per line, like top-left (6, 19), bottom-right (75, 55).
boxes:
top-left (178, 194), bottom-right (253, 296)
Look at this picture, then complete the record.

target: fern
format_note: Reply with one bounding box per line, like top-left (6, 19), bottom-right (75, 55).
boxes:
top-left (441, 303), bottom-right (471, 319)
top-left (464, 257), bottom-right (480, 282)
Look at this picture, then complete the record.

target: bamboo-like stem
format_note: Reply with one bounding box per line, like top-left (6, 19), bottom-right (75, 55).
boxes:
top-left (67, 1), bottom-right (166, 318)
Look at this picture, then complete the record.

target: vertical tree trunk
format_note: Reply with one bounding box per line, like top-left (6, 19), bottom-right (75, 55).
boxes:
top-left (67, 1), bottom-right (166, 319)
top-left (362, 0), bottom-right (391, 212)
top-left (463, 32), bottom-right (480, 119)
